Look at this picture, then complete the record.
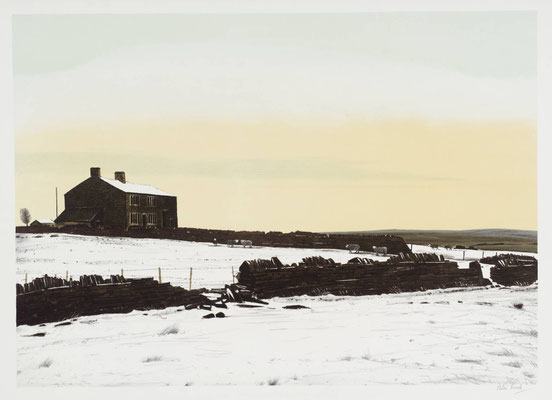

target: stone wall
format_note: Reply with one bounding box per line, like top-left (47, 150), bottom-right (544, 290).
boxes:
top-left (237, 254), bottom-right (490, 298)
top-left (16, 277), bottom-right (214, 326)
top-left (483, 254), bottom-right (538, 286)
top-left (16, 226), bottom-right (411, 255)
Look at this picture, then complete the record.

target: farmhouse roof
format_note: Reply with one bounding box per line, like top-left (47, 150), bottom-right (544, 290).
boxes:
top-left (55, 207), bottom-right (103, 224)
top-left (35, 219), bottom-right (55, 224)
top-left (100, 177), bottom-right (174, 197)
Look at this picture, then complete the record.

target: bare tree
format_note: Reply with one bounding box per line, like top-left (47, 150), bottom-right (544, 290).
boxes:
top-left (20, 208), bottom-right (31, 227)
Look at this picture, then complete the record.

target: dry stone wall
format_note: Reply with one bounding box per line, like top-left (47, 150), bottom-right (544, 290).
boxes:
top-left (238, 254), bottom-right (490, 298)
top-left (17, 277), bottom-right (215, 326)
top-left (481, 254), bottom-right (538, 286)
top-left (16, 226), bottom-right (411, 255)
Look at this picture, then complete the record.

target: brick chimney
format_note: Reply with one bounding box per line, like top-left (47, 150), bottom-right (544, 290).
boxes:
top-left (114, 171), bottom-right (126, 183)
top-left (90, 167), bottom-right (101, 178)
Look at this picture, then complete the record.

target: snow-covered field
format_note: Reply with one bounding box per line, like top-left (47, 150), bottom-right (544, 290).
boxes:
top-left (16, 233), bottom-right (537, 289)
top-left (410, 243), bottom-right (537, 263)
top-left (15, 234), bottom-right (538, 387)
top-left (15, 233), bottom-right (391, 289)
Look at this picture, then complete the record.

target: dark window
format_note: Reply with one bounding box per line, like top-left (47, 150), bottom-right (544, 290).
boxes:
top-left (147, 213), bottom-right (157, 225)
top-left (129, 212), bottom-right (140, 225)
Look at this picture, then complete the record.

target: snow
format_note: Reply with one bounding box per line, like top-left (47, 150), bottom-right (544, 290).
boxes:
top-left (410, 244), bottom-right (538, 282)
top-left (101, 177), bottom-right (174, 197)
top-left (410, 244), bottom-right (537, 263)
top-left (15, 234), bottom-right (538, 386)
top-left (34, 219), bottom-right (55, 225)
top-left (16, 233), bottom-right (389, 288)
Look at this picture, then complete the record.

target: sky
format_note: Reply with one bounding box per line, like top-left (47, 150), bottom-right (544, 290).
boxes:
top-left (13, 12), bottom-right (537, 231)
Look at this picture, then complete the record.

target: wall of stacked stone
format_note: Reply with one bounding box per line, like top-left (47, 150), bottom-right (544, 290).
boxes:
top-left (16, 274), bottom-right (126, 295)
top-left (16, 277), bottom-right (215, 326)
top-left (16, 226), bottom-right (411, 255)
top-left (480, 253), bottom-right (537, 266)
top-left (490, 266), bottom-right (537, 286)
top-left (237, 254), bottom-right (491, 298)
top-left (481, 254), bottom-right (538, 286)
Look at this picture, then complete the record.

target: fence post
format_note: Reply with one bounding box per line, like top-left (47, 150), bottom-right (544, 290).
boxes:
top-left (482, 251), bottom-right (485, 258)
top-left (25, 273), bottom-right (28, 284)
top-left (232, 266), bottom-right (235, 284)
top-left (410, 243), bottom-right (413, 251)
top-left (121, 268), bottom-right (124, 278)
top-left (189, 267), bottom-right (193, 290)
top-left (463, 251), bottom-right (466, 260)
top-left (66, 270), bottom-right (68, 281)
top-left (158, 267), bottom-right (162, 284)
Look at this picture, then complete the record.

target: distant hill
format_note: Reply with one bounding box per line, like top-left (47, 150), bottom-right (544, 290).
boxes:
top-left (326, 229), bottom-right (537, 253)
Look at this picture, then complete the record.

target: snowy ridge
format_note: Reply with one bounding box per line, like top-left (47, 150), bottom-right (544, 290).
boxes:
top-left (35, 219), bottom-right (54, 224)
top-left (100, 177), bottom-right (173, 196)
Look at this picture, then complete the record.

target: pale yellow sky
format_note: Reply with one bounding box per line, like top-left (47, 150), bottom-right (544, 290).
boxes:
top-left (15, 118), bottom-right (536, 231)
top-left (13, 13), bottom-right (537, 231)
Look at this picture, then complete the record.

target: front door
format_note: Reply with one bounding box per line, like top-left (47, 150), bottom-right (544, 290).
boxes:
top-left (142, 214), bottom-right (147, 227)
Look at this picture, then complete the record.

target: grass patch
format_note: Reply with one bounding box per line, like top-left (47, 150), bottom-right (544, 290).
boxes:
top-left (267, 378), bottom-right (279, 386)
top-left (513, 303), bottom-right (524, 309)
top-left (503, 361), bottom-right (522, 368)
top-left (455, 359), bottom-right (483, 365)
top-left (488, 348), bottom-right (515, 357)
top-left (143, 355), bottom-right (163, 363)
top-left (159, 324), bottom-right (179, 336)
top-left (39, 358), bottom-right (52, 368)
top-left (508, 329), bottom-right (538, 338)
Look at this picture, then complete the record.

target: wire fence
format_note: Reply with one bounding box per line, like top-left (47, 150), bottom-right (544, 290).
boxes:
top-left (18, 246), bottom-right (529, 288)
top-left (410, 244), bottom-right (500, 261)
top-left (17, 265), bottom-right (238, 290)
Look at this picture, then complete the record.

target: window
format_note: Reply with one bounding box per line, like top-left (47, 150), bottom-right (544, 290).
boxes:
top-left (147, 213), bottom-right (158, 225)
top-left (147, 196), bottom-right (156, 207)
top-left (130, 194), bottom-right (140, 206)
top-left (129, 212), bottom-right (140, 225)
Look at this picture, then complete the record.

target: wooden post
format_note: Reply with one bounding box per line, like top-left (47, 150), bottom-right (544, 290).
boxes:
top-left (189, 267), bottom-right (193, 290)
top-left (25, 273), bottom-right (28, 284)
top-left (121, 268), bottom-right (124, 277)
top-left (158, 267), bottom-right (162, 284)
top-left (66, 270), bottom-right (68, 281)
top-left (482, 251), bottom-right (485, 258)
top-left (410, 243), bottom-right (413, 251)
top-left (463, 251), bottom-right (466, 260)
top-left (232, 266), bottom-right (235, 284)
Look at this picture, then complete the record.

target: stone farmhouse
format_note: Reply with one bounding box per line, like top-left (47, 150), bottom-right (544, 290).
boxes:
top-left (55, 167), bottom-right (177, 229)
